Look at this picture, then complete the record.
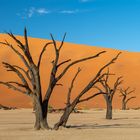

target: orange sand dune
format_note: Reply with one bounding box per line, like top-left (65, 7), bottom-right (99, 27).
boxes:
top-left (0, 34), bottom-right (139, 109)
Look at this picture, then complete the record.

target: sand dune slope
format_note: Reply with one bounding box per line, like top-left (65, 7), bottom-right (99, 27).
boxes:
top-left (0, 34), bottom-right (140, 109)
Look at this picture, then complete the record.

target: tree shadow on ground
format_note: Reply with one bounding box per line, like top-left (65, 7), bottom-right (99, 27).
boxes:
top-left (113, 117), bottom-right (140, 120)
top-left (0, 122), bottom-right (33, 125)
top-left (112, 117), bottom-right (129, 120)
top-left (66, 123), bottom-right (140, 129)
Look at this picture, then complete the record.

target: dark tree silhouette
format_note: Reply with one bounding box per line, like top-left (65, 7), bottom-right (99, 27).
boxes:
top-left (94, 69), bottom-right (123, 119)
top-left (40, 34), bottom-right (106, 129)
top-left (0, 29), bottom-right (52, 130)
top-left (119, 87), bottom-right (136, 110)
top-left (0, 28), bottom-right (107, 130)
top-left (53, 53), bottom-right (121, 130)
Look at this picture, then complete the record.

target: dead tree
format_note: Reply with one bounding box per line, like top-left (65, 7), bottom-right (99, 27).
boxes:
top-left (0, 29), bottom-right (52, 130)
top-left (41, 34), bottom-right (106, 128)
top-left (53, 53), bottom-right (121, 130)
top-left (95, 70), bottom-right (123, 119)
top-left (119, 87), bottom-right (135, 110)
top-left (0, 28), bottom-right (107, 130)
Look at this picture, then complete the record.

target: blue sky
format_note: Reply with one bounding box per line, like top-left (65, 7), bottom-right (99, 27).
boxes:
top-left (0, 0), bottom-right (140, 51)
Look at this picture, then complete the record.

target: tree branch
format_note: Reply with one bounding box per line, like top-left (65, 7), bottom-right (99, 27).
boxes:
top-left (113, 77), bottom-right (123, 94)
top-left (2, 62), bottom-right (30, 88)
top-left (58, 33), bottom-right (66, 51)
top-left (13, 65), bottom-right (31, 82)
top-left (0, 36), bottom-right (36, 86)
top-left (57, 59), bottom-right (71, 69)
top-left (43, 34), bottom-right (65, 102)
top-left (93, 85), bottom-right (103, 92)
top-left (126, 96), bottom-right (136, 104)
top-left (7, 30), bottom-right (34, 64)
top-left (78, 92), bottom-right (106, 103)
top-left (50, 34), bottom-right (57, 51)
top-left (127, 89), bottom-right (135, 95)
top-left (99, 78), bottom-right (110, 93)
top-left (56, 51), bottom-right (106, 82)
top-left (109, 76), bottom-right (123, 100)
top-left (72, 72), bottom-right (108, 105)
top-left (119, 88), bottom-right (126, 96)
top-left (0, 81), bottom-right (32, 96)
top-left (77, 52), bottom-right (121, 98)
top-left (125, 87), bottom-right (130, 93)
top-left (7, 81), bottom-right (28, 88)
top-left (37, 42), bottom-right (53, 68)
top-left (24, 27), bottom-right (29, 50)
top-left (56, 83), bottom-right (63, 86)
top-left (0, 41), bottom-right (30, 70)
top-left (23, 28), bottom-right (34, 63)
top-left (7, 32), bottom-right (25, 50)
top-left (93, 52), bottom-right (121, 83)
top-left (67, 68), bottom-right (81, 105)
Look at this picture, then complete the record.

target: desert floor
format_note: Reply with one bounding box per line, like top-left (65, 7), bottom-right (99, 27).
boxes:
top-left (0, 109), bottom-right (140, 140)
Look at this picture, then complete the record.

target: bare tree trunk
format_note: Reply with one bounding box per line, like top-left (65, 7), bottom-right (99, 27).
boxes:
top-left (33, 97), bottom-right (49, 130)
top-left (42, 99), bottom-right (49, 126)
top-left (106, 98), bottom-right (112, 119)
top-left (122, 101), bottom-right (126, 110)
top-left (42, 85), bottom-right (55, 128)
top-left (53, 105), bottom-right (74, 130)
top-left (53, 92), bottom-right (105, 130)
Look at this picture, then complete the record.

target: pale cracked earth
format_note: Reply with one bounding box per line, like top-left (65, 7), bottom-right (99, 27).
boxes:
top-left (0, 109), bottom-right (140, 140)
